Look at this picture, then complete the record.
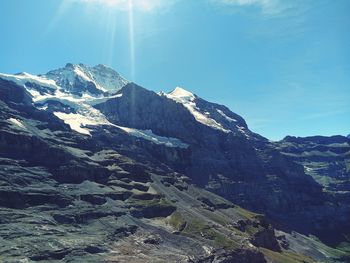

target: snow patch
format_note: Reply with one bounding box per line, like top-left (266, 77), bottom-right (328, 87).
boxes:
top-left (216, 109), bottom-right (237, 122)
top-left (86, 93), bottom-right (123, 106)
top-left (0, 72), bottom-right (59, 91)
top-left (53, 104), bottom-right (112, 136)
top-left (168, 87), bottom-right (195, 101)
top-left (118, 127), bottom-right (189, 148)
top-left (304, 166), bottom-right (314, 172)
top-left (73, 66), bottom-right (92, 82)
top-left (37, 105), bottom-right (48, 111)
top-left (7, 118), bottom-right (26, 130)
top-left (54, 111), bottom-right (108, 136)
top-left (236, 125), bottom-right (250, 138)
top-left (202, 245), bottom-right (213, 255)
top-left (166, 87), bottom-right (229, 133)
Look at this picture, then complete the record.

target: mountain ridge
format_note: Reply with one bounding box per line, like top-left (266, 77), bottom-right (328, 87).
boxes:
top-left (0, 63), bottom-right (349, 262)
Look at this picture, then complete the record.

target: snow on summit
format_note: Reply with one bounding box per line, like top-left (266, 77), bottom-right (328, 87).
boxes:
top-left (0, 63), bottom-right (128, 135)
top-left (168, 87), bottom-right (195, 101)
top-left (89, 64), bottom-right (129, 93)
top-left (0, 65), bottom-right (250, 139)
top-left (45, 63), bottom-right (129, 95)
top-left (165, 87), bottom-right (230, 133)
top-left (163, 86), bottom-right (250, 137)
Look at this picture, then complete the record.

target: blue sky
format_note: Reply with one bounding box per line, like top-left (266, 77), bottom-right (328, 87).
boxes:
top-left (0, 0), bottom-right (349, 140)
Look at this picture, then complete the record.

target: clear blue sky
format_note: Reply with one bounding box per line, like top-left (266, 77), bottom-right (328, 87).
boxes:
top-left (0, 0), bottom-right (349, 140)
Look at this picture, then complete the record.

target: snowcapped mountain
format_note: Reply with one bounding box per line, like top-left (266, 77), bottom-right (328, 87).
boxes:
top-left (0, 63), bottom-right (128, 101)
top-left (163, 87), bottom-right (251, 137)
top-left (0, 64), bottom-right (123, 136)
top-left (1, 63), bottom-right (349, 262)
top-left (0, 63), bottom-right (253, 142)
top-left (164, 87), bottom-right (231, 133)
top-left (44, 63), bottom-right (129, 96)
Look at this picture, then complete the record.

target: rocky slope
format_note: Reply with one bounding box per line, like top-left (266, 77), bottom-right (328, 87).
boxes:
top-left (0, 63), bottom-right (349, 262)
top-left (276, 135), bottom-right (350, 193)
top-left (275, 135), bottom-right (350, 247)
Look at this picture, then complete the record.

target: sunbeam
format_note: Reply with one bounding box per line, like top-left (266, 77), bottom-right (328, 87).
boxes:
top-left (76, 0), bottom-right (173, 12)
top-left (42, 0), bottom-right (72, 37)
top-left (45, 0), bottom-right (139, 79)
top-left (128, 0), bottom-right (135, 80)
top-left (105, 10), bottom-right (117, 66)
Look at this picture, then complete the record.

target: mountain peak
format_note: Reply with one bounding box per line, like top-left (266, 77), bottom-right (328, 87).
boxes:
top-left (45, 63), bottom-right (129, 95)
top-left (64, 63), bottom-right (90, 69)
top-left (168, 87), bottom-right (195, 101)
top-left (64, 63), bottom-right (75, 69)
top-left (93, 64), bottom-right (112, 70)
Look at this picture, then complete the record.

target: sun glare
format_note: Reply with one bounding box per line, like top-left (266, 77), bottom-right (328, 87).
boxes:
top-left (99, 0), bottom-right (128, 7)
top-left (81, 0), bottom-right (162, 11)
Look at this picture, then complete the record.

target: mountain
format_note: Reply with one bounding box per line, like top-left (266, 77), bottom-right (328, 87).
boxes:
top-left (45, 63), bottom-right (129, 95)
top-left (0, 63), bottom-right (349, 262)
top-left (277, 135), bottom-right (350, 192)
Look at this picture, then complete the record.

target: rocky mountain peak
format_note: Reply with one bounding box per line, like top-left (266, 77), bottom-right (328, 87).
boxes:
top-left (168, 86), bottom-right (196, 101)
top-left (44, 63), bottom-right (129, 96)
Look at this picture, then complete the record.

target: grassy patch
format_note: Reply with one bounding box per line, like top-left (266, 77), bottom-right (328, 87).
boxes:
top-left (166, 211), bottom-right (186, 231)
top-left (261, 248), bottom-right (316, 263)
top-left (129, 196), bottom-right (174, 212)
top-left (183, 219), bottom-right (239, 249)
top-left (234, 205), bottom-right (260, 220)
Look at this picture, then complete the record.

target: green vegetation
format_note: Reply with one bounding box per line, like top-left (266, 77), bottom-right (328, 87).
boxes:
top-left (182, 218), bottom-right (239, 249)
top-left (129, 195), bottom-right (160, 205)
top-left (167, 211), bottom-right (186, 231)
top-left (235, 205), bottom-right (260, 220)
top-left (260, 248), bottom-right (316, 263)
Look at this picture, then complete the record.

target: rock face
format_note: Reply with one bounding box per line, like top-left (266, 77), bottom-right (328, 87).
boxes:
top-left (95, 82), bottom-right (349, 247)
top-left (277, 135), bottom-right (350, 192)
top-left (0, 64), bottom-right (349, 262)
top-left (275, 135), bottom-right (350, 246)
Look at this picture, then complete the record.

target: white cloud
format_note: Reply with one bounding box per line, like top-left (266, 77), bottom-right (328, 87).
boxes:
top-left (73, 0), bottom-right (176, 12)
top-left (212, 0), bottom-right (301, 16)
